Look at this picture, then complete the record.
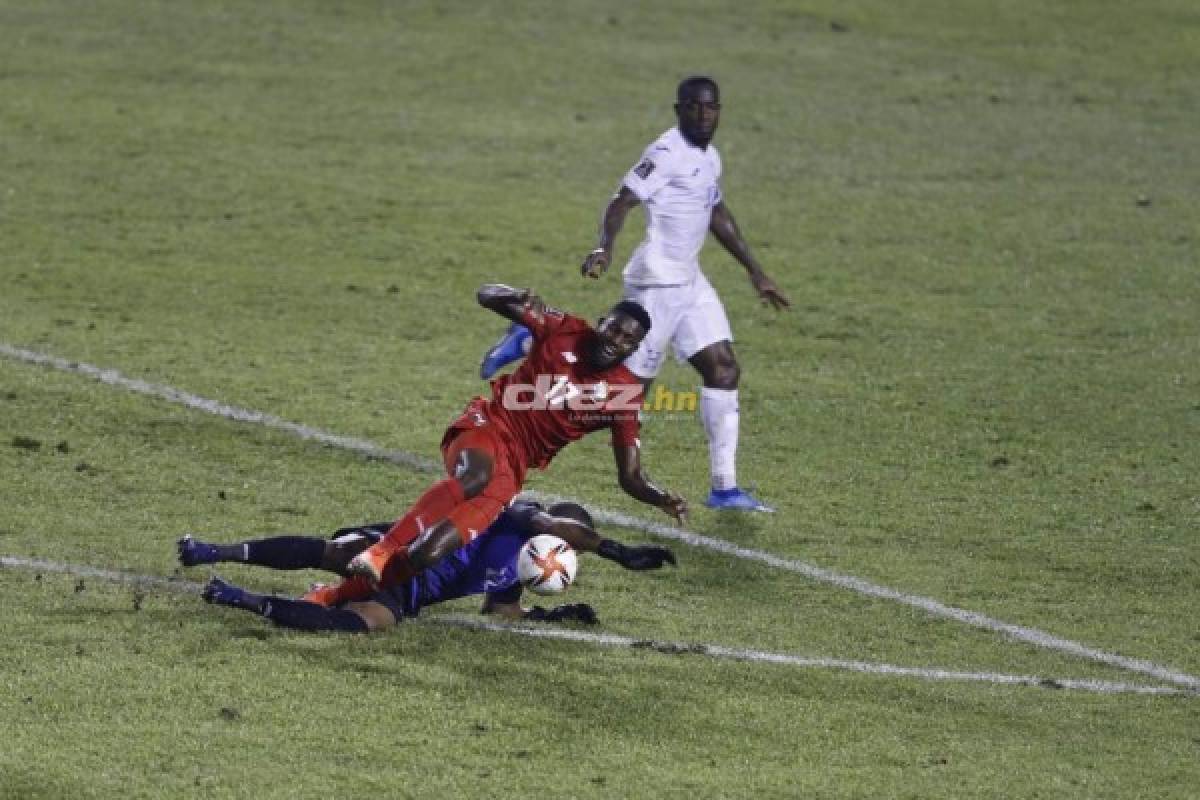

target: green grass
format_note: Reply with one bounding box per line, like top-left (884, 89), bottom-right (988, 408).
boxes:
top-left (2, 1), bottom-right (1199, 797)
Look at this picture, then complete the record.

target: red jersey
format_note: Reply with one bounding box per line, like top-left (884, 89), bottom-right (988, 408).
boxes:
top-left (471, 308), bottom-right (644, 472)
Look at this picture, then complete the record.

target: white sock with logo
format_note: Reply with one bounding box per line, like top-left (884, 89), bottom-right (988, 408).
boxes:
top-left (700, 387), bottom-right (739, 491)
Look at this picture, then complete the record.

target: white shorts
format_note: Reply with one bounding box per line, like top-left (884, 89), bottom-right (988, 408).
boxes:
top-left (621, 271), bottom-right (733, 379)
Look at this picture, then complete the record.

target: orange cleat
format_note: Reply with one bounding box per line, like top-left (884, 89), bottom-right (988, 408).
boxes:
top-left (346, 542), bottom-right (394, 585)
top-left (301, 583), bottom-right (340, 607)
top-left (302, 575), bottom-right (373, 607)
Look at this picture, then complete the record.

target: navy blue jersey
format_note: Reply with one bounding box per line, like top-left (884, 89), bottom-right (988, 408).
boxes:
top-left (364, 503), bottom-right (536, 620)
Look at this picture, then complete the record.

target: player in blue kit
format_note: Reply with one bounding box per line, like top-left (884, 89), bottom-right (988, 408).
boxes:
top-left (179, 500), bottom-right (675, 633)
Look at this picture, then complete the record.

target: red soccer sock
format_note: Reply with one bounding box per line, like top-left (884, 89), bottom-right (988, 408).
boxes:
top-left (372, 477), bottom-right (466, 558)
top-left (301, 574), bottom-right (373, 607)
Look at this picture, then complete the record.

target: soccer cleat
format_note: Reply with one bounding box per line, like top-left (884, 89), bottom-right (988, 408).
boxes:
top-left (177, 535), bottom-right (219, 567)
top-left (302, 576), bottom-right (374, 607)
top-left (346, 546), bottom-right (390, 585)
top-left (202, 576), bottom-right (246, 607)
top-left (704, 487), bottom-right (776, 513)
top-left (301, 583), bottom-right (338, 607)
top-left (479, 322), bottom-right (532, 379)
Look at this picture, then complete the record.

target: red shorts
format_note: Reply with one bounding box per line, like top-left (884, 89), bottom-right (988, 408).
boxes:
top-left (439, 407), bottom-right (524, 544)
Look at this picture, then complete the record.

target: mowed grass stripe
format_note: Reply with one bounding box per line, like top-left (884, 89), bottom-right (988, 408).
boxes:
top-left (4, 341), bottom-right (1198, 691)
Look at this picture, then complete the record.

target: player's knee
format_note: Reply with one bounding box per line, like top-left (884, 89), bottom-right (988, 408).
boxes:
top-left (323, 535), bottom-right (372, 573)
top-left (409, 523), bottom-right (462, 571)
top-left (453, 449), bottom-right (494, 498)
top-left (343, 601), bottom-right (397, 632)
top-left (707, 358), bottom-right (739, 390)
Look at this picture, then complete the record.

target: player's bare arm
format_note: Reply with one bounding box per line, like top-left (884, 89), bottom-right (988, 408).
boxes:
top-left (581, 186), bottom-right (641, 279)
top-left (477, 283), bottom-right (546, 325)
top-left (613, 443), bottom-right (689, 524)
top-left (709, 201), bottom-right (791, 311)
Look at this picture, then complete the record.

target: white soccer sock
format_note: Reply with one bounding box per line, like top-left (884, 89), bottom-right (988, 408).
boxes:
top-left (700, 387), bottom-right (739, 491)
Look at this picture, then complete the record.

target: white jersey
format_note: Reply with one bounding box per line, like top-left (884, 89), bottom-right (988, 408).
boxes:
top-left (620, 126), bottom-right (722, 286)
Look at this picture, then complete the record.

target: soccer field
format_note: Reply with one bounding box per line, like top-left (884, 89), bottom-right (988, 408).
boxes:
top-left (2, 1), bottom-right (1198, 797)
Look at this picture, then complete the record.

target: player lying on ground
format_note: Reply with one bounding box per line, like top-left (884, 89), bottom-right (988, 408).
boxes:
top-left (178, 500), bottom-right (675, 633)
top-left (334, 285), bottom-right (686, 601)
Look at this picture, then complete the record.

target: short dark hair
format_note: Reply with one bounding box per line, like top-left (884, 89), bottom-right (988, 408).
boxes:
top-left (677, 75), bottom-right (719, 104)
top-left (547, 501), bottom-right (594, 529)
top-left (610, 300), bottom-right (652, 333)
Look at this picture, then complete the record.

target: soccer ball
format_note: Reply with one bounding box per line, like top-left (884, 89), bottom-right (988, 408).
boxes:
top-left (517, 534), bottom-right (578, 596)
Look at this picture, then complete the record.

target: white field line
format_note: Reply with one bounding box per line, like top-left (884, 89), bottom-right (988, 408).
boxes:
top-left (3, 342), bottom-right (1199, 691)
top-left (0, 554), bottom-right (1188, 698)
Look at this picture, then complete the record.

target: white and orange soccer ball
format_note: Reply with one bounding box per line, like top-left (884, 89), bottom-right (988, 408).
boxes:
top-left (516, 534), bottom-right (578, 595)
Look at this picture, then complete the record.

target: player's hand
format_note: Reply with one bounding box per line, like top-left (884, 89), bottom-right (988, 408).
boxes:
top-left (597, 539), bottom-right (677, 570)
top-left (581, 248), bottom-right (611, 279)
top-left (659, 490), bottom-right (688, 525)
top-left (623, 545), bottom-right (677, 570)
top-left (518, 288), bottom-right (545, 325)
top-left (750, 271), bottom-right (790, 311)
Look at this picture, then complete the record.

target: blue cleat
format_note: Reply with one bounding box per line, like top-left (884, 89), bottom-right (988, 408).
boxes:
top-left (202, 576), bottom-right (247, 607)
top-left (177, 535), bottom-right (219, 567)
top-left (705, 488), bottom-right (776, 513)
top-left (480, 323), bottom-right (532, 379)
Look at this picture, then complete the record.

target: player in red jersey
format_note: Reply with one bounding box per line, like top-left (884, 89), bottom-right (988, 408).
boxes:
top-left (335, 284), bottom-right (687, 596)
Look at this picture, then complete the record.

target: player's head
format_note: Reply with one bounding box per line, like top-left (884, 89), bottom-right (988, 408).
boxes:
top-left (547, 501), bottom-right (594, 529)
top-left (587, 300), bottom-right (651, 369)
top-left (674, 75), bottom-right (721, 148)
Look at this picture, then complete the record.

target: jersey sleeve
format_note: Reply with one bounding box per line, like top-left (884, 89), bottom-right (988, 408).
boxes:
top-left (519, 305), bottom-right (573, 340)
top-left (712, 149), bottom-right (724, 205)
top-left (622, 141), bottom-right (675, 202)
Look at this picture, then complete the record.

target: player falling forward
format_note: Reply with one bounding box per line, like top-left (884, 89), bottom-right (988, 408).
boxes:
top-left (330, 284), bottom-right (685, 605)
top-left (179, 501), bottom-right (676, 633)
top-left (481, 76), bottom-right (789, 513)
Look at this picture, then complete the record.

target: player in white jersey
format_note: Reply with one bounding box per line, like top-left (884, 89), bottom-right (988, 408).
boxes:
top-left (481, 76), bottom-right (789, 512)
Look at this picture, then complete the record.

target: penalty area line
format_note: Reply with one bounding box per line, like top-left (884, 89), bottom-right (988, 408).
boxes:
top-left (0, 554), bottom-right (1188, 698)
top-left (3, 342), bottom-right (1199, 691)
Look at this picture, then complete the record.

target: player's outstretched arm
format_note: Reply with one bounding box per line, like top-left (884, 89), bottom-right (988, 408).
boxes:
top-left (709, 201), bottom-right (791, 311)
top-left (581, 186), bottom-right (641, 279)
top-left (613, 443), bottom-right (689, 525)
top-left (516, 506), bottom-right (677, 571)
top-left (477, 283), bottom-right (545, 325)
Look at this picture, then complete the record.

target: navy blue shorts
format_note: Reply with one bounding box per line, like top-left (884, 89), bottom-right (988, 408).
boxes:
top-left (369, 577), bottom-right (423, 622)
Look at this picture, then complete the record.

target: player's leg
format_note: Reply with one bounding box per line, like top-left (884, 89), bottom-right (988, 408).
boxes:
top-left (294, 531), bottom-right (388, 606)
top-left (367, 474), bottom-right (515, 582)
top-left (405, 485), bottom-right (509, 570)
top-left (178, 535), bottom-right (330, 571)
top-left (346, 432), bottom-right (497, 582)
top-left (177, 524), bottom-right (395, 573)
top-left (620, 285), bottom-right (675, 384)
top-left (350, 436), bottom-right (519, 584)
top-left (301, 540), bottom-right (425, 607)
top-left (479, 322), bottom-right (532, 379)
top-left (678, 277), bottom-right (774, 513)
top-left (201, 577), bottom-right (389, 633)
